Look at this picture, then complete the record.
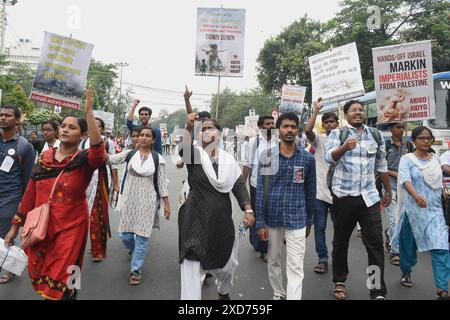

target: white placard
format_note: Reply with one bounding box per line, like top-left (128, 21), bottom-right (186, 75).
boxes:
top-left (309, 42), bottom-right (365, 104)
top-left (195, 8), bottom-right (246, 78)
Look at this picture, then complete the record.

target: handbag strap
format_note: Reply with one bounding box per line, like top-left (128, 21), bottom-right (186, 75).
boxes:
top-left (47, 151), bottom-right (81, 203)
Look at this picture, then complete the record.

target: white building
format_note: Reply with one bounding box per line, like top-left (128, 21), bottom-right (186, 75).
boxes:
top-left (4, 38), bottom-right (40, 72)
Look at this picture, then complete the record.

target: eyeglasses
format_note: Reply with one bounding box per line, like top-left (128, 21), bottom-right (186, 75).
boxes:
top-left (415, 136), bottom-right (434, 142)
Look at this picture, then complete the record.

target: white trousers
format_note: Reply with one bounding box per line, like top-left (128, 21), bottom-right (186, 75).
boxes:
top-left (268, 227), bottom-right (306, 300)
top-left (180, 239), bottom-right (239, 300)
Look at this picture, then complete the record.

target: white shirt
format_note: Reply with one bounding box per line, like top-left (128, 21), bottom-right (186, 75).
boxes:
top-left (441, 150), bottom-right (450, 167)
top-left (245, 134), bottom-right (278, 188)
top-left (42, 139), bottom-right (61, 152)
top-left (309, 133), bottom-right (333, 204)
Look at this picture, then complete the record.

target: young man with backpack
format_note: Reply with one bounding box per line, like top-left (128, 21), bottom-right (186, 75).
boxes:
top-left (305, 98), bottom-right (339, 275)
top-left (0, 105), bottom-right (35, 284)
top-left (326, 100), bottom-right (392, 300)
top-left (243, 115), bottom-right (276, 263)
top-left (384, 122), bottom-right (414, 266)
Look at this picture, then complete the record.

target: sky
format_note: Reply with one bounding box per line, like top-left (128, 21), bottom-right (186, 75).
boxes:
top-left (6, 0), bottom-right (341, 115)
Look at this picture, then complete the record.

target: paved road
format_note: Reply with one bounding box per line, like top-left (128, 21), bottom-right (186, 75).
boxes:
top-left (0, 155), bottom-right (439, 300)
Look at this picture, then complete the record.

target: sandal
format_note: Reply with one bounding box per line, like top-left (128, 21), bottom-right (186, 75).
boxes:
top-left (129, 272), bottom-right (142, 286)
top-left (400, 274), bottom-right (413, 288)
top-left (0, 273), bottom-right (15, 285)
top-left (437, 289), bottom-right (449, 300)
top-left (389, 254), bottom-right (400, 266)
top-left (333, 283), bottom-right (347, 300)
top-left (314, 261), bottom-right (328, 274)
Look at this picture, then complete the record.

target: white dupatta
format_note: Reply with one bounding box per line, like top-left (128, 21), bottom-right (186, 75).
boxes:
top-left (395, 153), bottom-right (443, 224)
top-left (195, 146), bottom-right (242, 193)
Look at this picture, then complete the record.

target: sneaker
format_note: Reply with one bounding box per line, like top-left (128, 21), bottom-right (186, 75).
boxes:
top-left (272, 295), bottom-right (286, 300)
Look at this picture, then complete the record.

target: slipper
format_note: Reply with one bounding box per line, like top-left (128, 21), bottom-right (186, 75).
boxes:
top-left (390, 254), bottom-right (400, 266)
top-left (332, 283), bottom-right (347, 300)
top-left (129, 272), bottom-right (142, 286)
top-left (0, 273), bottom-right (15, 285)
top-left (314, 261), bottom-right (328, 274)
top-left (400, 274), bottom-right (413, 288)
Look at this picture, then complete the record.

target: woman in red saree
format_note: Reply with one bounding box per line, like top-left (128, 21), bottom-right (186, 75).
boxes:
top-left (4, 87), bottom-right (107, 300)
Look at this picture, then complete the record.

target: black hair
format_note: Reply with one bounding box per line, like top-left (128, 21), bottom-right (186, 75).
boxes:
top-left (258, 115), bottom-right (275, 128)
top-left (51, 117), bottom-right (63, 125)
top-left (411, 126), bottom-right (434, 141)
top-left (139, 107), bottom-right (153, 116)
top-left (202, 119), bottom-right (222, 132)
top-left (388, 122), bottom-right (405, 129)
top-left (139, 126), bottom-right (156, 140)
top-left (343, 100), bottom-right (363, 115)
top-left (63, 116), bottom-right (88, 135)
top-left (41, 120), bottom-right (59, 132)
top-left (322, 112), bottom-right (339, 122)
top-left (1, 105), bottom-right (21, 119)
top-left (95, 117), bottom-right (105, 130)
top-left (31, 131), bottom-right (38, 135)
top-left (276, 112), bottom-right (299, 129)
top-left (130, 126), bottom-right (141, 135)
top-left (198, 111), bottom-right (212, 120)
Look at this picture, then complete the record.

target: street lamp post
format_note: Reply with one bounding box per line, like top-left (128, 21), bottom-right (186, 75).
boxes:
top-left (1, 0), bottom-right (18, 55)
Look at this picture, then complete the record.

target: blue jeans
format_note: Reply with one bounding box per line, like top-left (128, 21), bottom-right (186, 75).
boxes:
top-left (314, 199), bottom-right (335, 262)
top-left (399, 215), bottom-right (450, 291)
top-left (120, 233), bottom-right (150, 274)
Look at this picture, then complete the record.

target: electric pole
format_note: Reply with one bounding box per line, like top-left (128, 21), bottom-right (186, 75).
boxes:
top-left (115, 62), bottom-right (129, 95)
top-left (0, 0), bottom-right (17, 55)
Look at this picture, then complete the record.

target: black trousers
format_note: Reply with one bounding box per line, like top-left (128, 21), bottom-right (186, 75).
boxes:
top-left (332, 195), bottom-right (387, 297)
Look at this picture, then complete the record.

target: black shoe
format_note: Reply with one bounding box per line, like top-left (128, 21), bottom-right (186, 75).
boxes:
top-left (218, 293), bottom-right (230, 300)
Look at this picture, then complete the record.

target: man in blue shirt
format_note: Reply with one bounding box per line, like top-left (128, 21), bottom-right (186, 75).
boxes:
top-left (256, 112), bottom-right (316, 300)
top-left (126, 99), bottom-right (162, 154)
top-left (0, 105), bottom-right (35, 284)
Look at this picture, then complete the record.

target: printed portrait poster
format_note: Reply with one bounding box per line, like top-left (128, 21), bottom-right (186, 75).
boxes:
top-left (195, 8), bottom-right (245, 77)
top-left (279, 85), bottom-right (307, 114)
top-left (309, 42), bottom-right (365, 104)
top-left (372, 40), bottom-right (435, 123)
top-left (30, 32), bottom-right (93, 110)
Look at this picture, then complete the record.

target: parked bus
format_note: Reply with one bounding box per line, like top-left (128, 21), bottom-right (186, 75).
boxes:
top-left (320, 71), bottom-right (450, 156)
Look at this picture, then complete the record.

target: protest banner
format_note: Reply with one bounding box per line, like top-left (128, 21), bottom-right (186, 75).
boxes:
top-left (93, 110), bottom-right (115, 132)
top-left (309, 42), bottom-right (365, 104)
top-left (372, 40), bottom-right (435, 123)
top-left (244, 115), bottom-right (259, 137)
top-left (30, 32), bottom-right (93, 110)
top-left (279, 85), bottom-right (307, 114)
top-left (195, 8), bottom-right (246, 78)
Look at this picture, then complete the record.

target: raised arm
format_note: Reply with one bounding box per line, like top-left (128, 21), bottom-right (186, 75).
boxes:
top-left (184, 85), bottom-right (193, 114)
top-left (128, 99), bottom-right (140, 122)
top-left (85, 86), bottom-right (102, 146)
top-left (305, 98), bottom-right (322, 143)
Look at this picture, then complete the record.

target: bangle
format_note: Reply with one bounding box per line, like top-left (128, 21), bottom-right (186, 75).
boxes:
top-left (245, 210), bottom-right (254, 215)
top-left (385, 192), bottom-right (392, 196)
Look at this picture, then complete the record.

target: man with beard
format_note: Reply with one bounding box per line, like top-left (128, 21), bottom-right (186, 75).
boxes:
top-left (256, 112), bottom-right (316, 300)
top-left (326, 100), bottom-right (392, 300)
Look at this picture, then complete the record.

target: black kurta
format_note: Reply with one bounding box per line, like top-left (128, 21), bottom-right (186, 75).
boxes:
top-left (178, 146), bottom-right (250, 270)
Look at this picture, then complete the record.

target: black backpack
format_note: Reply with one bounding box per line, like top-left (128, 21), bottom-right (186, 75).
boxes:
top-left (326, 126), bottom-right (383, 191)
top-left (120, 149), bottom-right (161, 208)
